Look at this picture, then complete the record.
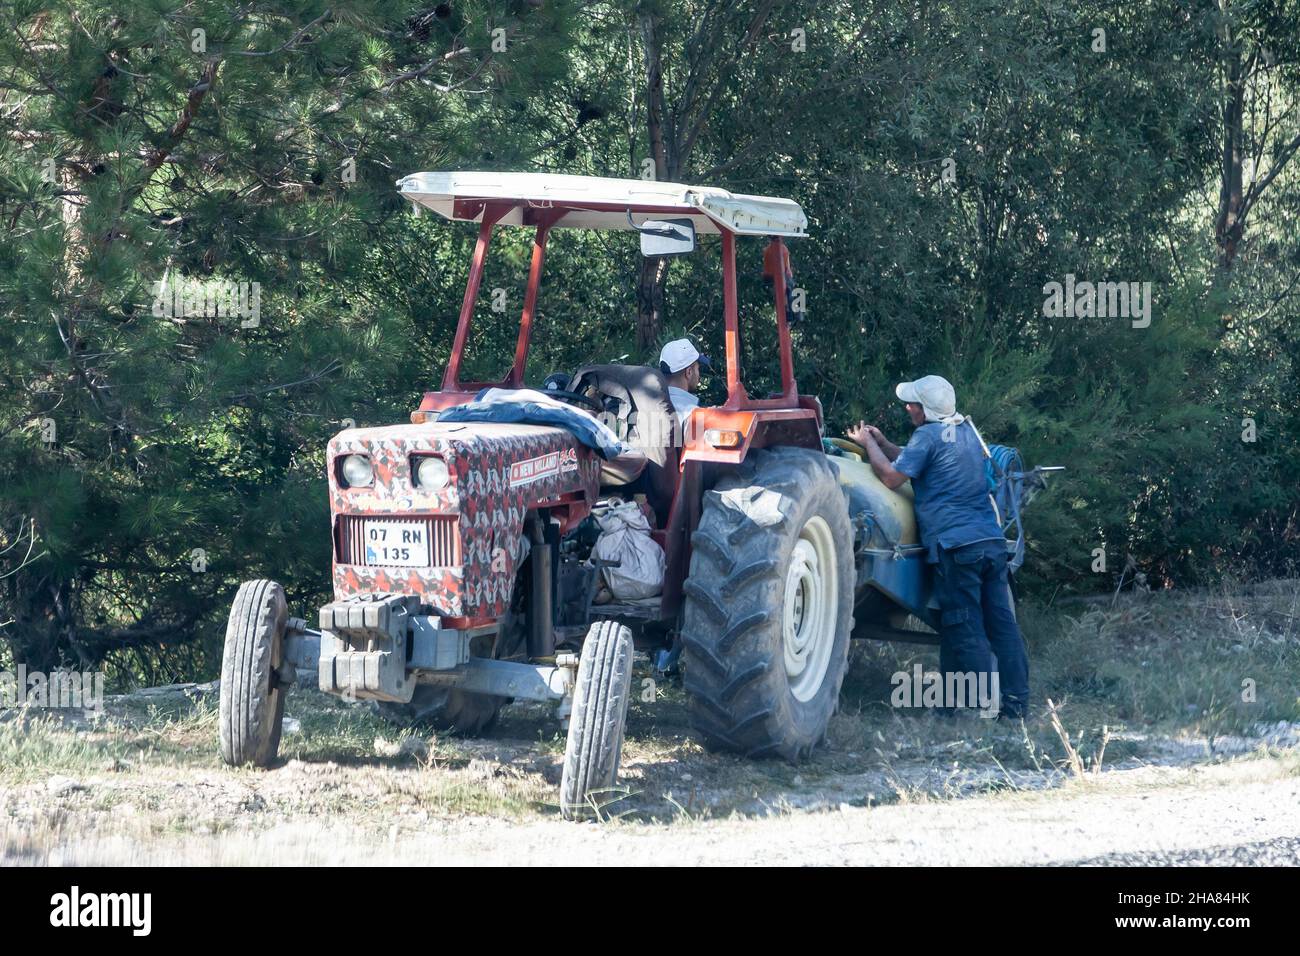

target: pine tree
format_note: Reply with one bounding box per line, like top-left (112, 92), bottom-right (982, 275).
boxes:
top-left (0, 0), bottom-right (576, 674)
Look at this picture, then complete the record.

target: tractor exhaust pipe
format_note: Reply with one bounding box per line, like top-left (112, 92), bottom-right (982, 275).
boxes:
top-left (528, 513), bottom-right (555, 660)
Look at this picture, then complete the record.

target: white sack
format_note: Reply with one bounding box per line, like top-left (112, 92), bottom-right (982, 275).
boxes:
top-left (591, 501), bottom-right (665, 600)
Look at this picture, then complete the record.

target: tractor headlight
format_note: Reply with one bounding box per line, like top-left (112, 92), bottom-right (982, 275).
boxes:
top-left (414, 456), bottom-right (450, 491)
top-left (340, 454), bottom-right (374, 488)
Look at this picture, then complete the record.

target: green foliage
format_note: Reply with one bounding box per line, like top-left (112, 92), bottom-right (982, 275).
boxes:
top-left (0, 0), bottom-right (1298, 677)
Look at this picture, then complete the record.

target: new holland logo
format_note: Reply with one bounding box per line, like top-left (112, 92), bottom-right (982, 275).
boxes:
top-left (508, 448), bottom-right (579, 487)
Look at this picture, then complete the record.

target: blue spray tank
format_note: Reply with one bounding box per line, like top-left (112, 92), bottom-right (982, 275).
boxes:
top-left (823, 436), bottom-right (1061, 643)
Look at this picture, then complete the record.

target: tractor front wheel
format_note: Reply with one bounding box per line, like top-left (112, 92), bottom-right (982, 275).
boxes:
top-left (680, 447), bottom-right (854, 761)
top-left (219, 579), bottom-right (288, 767)
top-left (560, 620), bottom-right (635, 820)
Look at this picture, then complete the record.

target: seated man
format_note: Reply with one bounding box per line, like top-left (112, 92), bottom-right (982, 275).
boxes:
top-left (658, 338), bottom-right (711, 424)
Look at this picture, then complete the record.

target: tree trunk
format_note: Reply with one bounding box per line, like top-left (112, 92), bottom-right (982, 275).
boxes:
top-left (636, 10), bottom-right (672, 352)
top-left (636, 256), bottom-right (669, 352)
top-left (630, 3), bottom-right (775, 353)
top-left (1214, 39), bottom-right (1245, 278)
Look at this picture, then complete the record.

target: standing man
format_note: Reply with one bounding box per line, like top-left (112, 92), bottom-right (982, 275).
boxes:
top-left (658, 338), bottom-right (711, 424)
top-left (847, 375), bottom-right (1028, 718)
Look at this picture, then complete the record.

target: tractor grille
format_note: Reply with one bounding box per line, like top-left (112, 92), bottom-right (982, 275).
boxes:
top-left (335, 515), bottom-right (460, 567)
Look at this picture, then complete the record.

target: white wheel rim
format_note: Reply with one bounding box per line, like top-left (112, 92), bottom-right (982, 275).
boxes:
top-left (782, 515), bottom-right (838, 703)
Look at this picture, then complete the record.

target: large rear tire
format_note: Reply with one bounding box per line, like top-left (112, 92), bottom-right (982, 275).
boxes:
top-left (560, 621), bottom-right (635, 820)
top-left (219, 579), bottom-right (288, 767)
top-left (681, 446), bottom-right (854, 760)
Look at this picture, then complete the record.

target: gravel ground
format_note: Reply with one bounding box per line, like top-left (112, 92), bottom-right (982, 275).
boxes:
top-left (1068, 834), bottom-right (1300, 867)
top-left (4, 670), bottom-right (1298, 867)
top-left (5, 751), bottom-right (1296, 866)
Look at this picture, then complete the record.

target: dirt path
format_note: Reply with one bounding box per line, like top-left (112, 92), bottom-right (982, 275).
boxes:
top-left (5, 751), bottom-right (1296, 866)
top-left (4, 633), bottom-right (1299, 867)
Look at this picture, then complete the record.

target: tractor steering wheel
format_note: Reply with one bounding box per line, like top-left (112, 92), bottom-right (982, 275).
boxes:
top-left (545, 389), bottom-right (604, 415)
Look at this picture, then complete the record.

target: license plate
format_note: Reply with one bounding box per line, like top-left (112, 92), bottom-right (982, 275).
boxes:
top-left (362, 520), bottom-right (430, 567)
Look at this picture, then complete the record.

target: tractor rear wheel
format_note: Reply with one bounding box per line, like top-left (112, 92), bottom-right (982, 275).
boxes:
top-left (681, 446), bottom-right (854, 760)
top-left (219, 579), bottom-right (288, 767)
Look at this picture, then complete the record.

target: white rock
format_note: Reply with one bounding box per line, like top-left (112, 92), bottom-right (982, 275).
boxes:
top-left (45, 776), bottom-right (82, 796)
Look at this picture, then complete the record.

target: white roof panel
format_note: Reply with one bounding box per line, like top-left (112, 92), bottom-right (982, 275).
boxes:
top-left (396, 171), bottom-right (807, 237)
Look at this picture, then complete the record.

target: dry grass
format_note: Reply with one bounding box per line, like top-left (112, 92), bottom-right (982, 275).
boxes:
top-left (1, 579), bottom-right (1297, 851)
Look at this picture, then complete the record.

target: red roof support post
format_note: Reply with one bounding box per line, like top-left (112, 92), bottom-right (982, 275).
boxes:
top-left (442, 202), bottom-right (510, 391)
top-left (507, 208), bottom-right (564, 388)
top-left (768, 236), bottom-right (798, 401)
top-left (720, 228), bottom-right (750, 408)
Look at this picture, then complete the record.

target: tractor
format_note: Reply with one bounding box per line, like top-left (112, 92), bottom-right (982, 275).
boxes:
top-left (217, 171), bottom-right (1057, 818)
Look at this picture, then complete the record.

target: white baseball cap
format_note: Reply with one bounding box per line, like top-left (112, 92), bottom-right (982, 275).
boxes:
top-left (895, 375), bottom-right (957, 422)
top-left (658, 338), bottom-right (710, 374)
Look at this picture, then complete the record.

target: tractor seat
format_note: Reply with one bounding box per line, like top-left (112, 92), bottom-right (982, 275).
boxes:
top-left (569, 363), bottom-right (680, 523)
top-left (601, 445), bottom-right (649, 485)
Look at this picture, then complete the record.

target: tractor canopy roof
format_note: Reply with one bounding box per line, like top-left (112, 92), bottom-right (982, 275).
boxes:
top-left (396, 171), bottom-right (808, 238)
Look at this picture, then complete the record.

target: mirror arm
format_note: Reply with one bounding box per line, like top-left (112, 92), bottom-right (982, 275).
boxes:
top-left (626, 209), bottom-right (677, 237)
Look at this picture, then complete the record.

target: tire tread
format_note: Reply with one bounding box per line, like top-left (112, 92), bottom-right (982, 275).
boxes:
top-left (679, 447), bottom-right (854, 762)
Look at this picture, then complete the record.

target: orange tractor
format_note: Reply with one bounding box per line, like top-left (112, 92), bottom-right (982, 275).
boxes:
top-left (218, 172), bottom-right (1054, 818)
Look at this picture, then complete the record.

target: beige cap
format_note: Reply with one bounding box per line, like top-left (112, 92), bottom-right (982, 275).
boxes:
top-left (896, 375), bottom-right (957, 422)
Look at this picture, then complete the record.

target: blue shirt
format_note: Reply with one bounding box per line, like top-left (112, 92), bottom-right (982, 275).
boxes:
top-left (893, 421), bottom-right (1004, 556)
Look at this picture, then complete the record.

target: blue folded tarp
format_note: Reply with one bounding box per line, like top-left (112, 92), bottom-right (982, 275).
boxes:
top-left (438, 388), bottom-right (628, 460)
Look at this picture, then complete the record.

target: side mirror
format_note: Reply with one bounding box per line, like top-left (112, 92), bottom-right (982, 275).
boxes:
top-left (635, 217), bottom-right (696, 257)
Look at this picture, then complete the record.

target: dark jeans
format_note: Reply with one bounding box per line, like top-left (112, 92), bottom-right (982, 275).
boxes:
top-left (934, 540), bottom-right (1029, 717)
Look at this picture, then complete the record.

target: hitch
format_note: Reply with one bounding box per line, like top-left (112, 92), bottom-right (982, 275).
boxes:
top-left (274, 594), bottom-right (576, 714)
